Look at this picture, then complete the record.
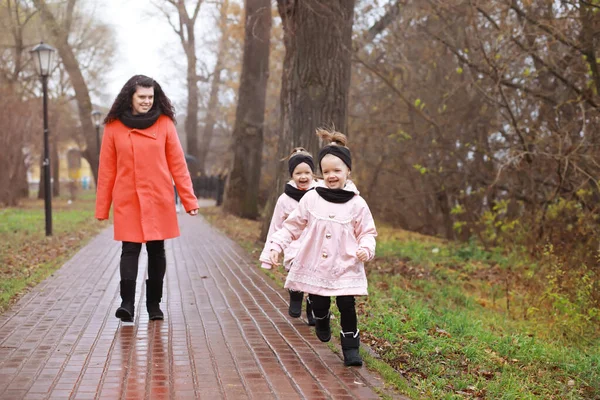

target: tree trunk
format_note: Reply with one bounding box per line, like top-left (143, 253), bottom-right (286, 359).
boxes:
top-left (223, 0), bottom-right (271, 219)
top-left (579, 1), bottom-right (600, 95)
top-left (52, 131), bottom-right (60, 197)
top-left (32, 0), bottom-right (99, 185)
top-left (261, 0), bottom-right (356, 239)
top-left (38, 156), bottom-right (45, 200)
top-left (198, 0), bottom-right (230, 174)
top-left (437, 190), bottom-right (455, 240)
top-left (17, 152), bottom-right (29, 200)
top-left (171, 0), bottom-right (205, 163)
top-left (185, 41), bottom-right (200, 161)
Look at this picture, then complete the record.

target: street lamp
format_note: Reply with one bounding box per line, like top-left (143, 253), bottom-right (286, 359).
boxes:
top-left (91, 110), bottom-right (102, 159)
top-left (30, 42), bottom-right (56, 237)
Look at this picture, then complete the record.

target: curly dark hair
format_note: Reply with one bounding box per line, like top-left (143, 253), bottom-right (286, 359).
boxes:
top-left (103, 75), bottom-right (176, 124)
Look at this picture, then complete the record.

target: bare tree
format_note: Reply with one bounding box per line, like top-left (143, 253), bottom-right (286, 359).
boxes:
top-left (31, 0), bottom-right (114, 185)
top-left (223, 0), bottom-right (271, 218)
top-left (342, 0), bottom-right (600, 312)
top-left (156, 0), bottom-right (206, 162)
top-left (198, 0), bottom-right (230, 174)
top-left (0, 90), bottom-right (38, 206)
top-left (0, 0), bottom-right (39, 201)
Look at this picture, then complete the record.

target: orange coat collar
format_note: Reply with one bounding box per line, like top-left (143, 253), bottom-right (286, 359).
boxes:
top-left (130, 126), bottom-right (158, 140)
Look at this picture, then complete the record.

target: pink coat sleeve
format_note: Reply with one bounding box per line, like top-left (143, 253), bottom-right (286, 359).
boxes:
top-left (268, 198), bottom-right (309, 253)
top-left (165, 120), bottom-right (198, 212)
top-left (354, 200), bottom-right (377, 261)
top-left (259, 196), bottom-right (288, 267)
top-left (95, 126), bottom-right (116, 219)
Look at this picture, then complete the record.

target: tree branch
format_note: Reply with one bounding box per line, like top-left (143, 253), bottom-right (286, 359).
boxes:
top-left (507, 0), bottom-right (586, 56)
top-left (192, 0), bottom-right (204, 21)
top-left (354, 54), bottom-right (441, 130)
top-left (476, 5), bottom-right (599, 109)
top-left (364, 0), bottom-right (402, 44)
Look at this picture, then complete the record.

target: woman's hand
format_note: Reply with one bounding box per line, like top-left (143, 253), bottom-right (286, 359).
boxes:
top-left (356, 248), bottom-right (369, 262)
top-left (188, 209), bottom-right (199, 216)
top-left (269, 249), bottom-right (281, 266)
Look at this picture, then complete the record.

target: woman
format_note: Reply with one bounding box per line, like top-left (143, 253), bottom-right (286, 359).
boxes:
top-left (95, 75), bottom-right (198, 322)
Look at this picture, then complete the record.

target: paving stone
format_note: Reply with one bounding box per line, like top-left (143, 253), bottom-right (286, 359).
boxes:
top-left (0, 206), bottom-right (401, 399)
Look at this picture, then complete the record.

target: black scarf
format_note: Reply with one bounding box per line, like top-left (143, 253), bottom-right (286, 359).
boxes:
top-left (119, 108), bottom-right (161, 129)
top-left (284, 184), bottom-right (312, 202)
top-left (315, 187), bottom-right (355, 203)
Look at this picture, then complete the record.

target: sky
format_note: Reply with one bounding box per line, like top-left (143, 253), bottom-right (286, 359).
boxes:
top-left (91, 0), bottom-right (385, 109)
top-left (94, 0), bottom-right (216, 107)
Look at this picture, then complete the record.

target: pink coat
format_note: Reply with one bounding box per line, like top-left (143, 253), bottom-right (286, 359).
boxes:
top-left (259, 180), bottom-right (318, 270)
top-left (95, 115), bottom-right (198, 243)
top-left (268, 184), bottom-right (377, 296)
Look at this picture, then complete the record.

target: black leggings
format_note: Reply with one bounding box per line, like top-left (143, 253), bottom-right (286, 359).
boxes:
top-left (120, 241), bottom-right (166, 282)
top-left (308, 294), bottom-right (357, 333)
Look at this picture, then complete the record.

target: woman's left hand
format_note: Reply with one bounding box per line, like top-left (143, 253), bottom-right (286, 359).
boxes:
top-left (188, 209), bottom-right (199, 216)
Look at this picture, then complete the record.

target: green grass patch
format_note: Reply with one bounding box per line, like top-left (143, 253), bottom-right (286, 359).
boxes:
top-left (366, 227), bottom-right (599, 398)
top-left (363, 271), bottom-right (599, 398)
top-left (0, 192), bottom-right (106, 312)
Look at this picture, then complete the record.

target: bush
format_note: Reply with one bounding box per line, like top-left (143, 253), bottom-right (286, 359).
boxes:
top-left (464, 196), bottom-right (600, 339)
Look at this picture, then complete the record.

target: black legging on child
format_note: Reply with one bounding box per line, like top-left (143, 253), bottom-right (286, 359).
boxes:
top-left (309, 294), bottom-right (357, 333)
top-left (120, 241), bottom-right (166, 281)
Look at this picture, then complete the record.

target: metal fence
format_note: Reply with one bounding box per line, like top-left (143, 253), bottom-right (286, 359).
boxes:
top-left (192, 175), bottom-right (227, 206)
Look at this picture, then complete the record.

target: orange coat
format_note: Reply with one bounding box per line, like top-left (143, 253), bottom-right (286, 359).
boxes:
top-left (95, 115), bottom-right (198, 243)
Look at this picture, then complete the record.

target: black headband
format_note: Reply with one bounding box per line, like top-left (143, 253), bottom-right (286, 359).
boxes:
top-left (318, 145), bottom-right (352, 171)
top-left (288, 154), bottom-right (315, 176)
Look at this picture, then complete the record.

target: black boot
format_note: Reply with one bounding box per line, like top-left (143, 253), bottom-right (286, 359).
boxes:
top-left (315, 312), bottom-right (331, 342)
top-left (115, 280), bottom-right (136, 322)
top-left (306, 298), bottom-right (315, 326)
top-left (340, 330), bottom-right (363, 366)
top-left (146, 279), bottom-right (164, 320)
top-left (288, 290), bottom-right (303, 318)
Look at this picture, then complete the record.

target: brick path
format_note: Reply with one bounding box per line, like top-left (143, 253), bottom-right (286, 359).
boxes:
top-left (0, 207), bottom-right (397, 399)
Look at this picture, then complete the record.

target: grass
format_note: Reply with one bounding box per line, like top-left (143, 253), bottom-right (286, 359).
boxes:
top-left (0, 191), bottom-right (106, 312)
top-left (199, 206), bottom-right (600, 399)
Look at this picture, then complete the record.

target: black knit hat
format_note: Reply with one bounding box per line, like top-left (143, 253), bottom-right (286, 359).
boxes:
top-left (288, 153), bottom-right (315, 176)
top-left (317, 145), bottom-right (352, 171)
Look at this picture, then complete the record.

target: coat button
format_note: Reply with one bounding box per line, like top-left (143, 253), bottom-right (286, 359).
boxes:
top-left (329, 214), bottom-right (335, 219)
top-left (152, 133), bottom-right (156, 137)
top-left (325, 233), bottom-right (332, 239)
top-left (322, 252), bottom-right (328, 258)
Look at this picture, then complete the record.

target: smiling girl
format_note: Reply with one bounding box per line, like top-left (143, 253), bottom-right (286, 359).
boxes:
top-left (267, 128), bottom-right (377, 366)
top-left (259, 148), bottom-right (318, 325)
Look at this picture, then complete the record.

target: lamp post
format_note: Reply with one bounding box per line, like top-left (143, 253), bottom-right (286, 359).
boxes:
top-left (31, 42), bottom-right (56, 237)
top-left (91, 110), bottom-right (102, 159)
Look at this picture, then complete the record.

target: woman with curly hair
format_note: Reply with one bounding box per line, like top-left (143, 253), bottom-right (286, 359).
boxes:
top-left (95, 75), bottom-right (198, 323)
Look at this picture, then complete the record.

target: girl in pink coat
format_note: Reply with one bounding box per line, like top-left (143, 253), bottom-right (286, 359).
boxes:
top-left (269, 129), bottom-right (377, 367)
top-left (259, 148), bottom-right (318, 325)
top-left (96, 75), bottom-right (198, 323)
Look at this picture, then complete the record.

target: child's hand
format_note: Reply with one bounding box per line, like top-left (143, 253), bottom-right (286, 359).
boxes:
top-left (356, 248), bottom-right (369, 262)
top-left (260, 262), bottom-right (273, 270)
top-left (269, 250), bottom-right (281, 266)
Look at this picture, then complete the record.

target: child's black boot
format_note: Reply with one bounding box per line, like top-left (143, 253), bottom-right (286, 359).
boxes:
top-left (315, 312), bottom-right (331, 342)
top-left (288, 290), bottom-right (303, 318)
top-left (340, 330), bottom-right (363, 366)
